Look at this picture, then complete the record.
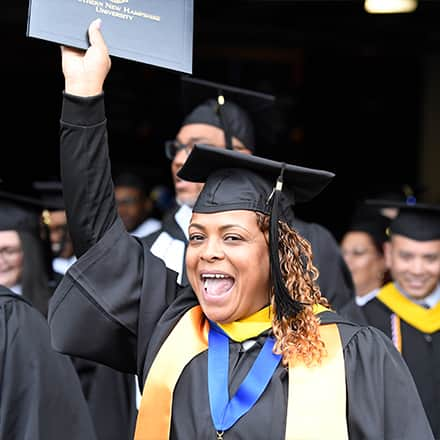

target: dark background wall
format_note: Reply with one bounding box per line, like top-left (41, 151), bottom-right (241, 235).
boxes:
top-left (3, 0), bottom-right (440, 240)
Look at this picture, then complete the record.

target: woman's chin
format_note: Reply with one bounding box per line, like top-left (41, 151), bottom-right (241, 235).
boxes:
top-left (201, 304), bottom-right (235, 324)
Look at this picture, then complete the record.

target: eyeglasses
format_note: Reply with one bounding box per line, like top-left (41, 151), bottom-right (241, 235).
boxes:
top-left (164, 139), bottom-right (249, 160)
top-left (164, 140), bottom-right (197, 160)
top-left (0, 246), bottom-right (23, 261)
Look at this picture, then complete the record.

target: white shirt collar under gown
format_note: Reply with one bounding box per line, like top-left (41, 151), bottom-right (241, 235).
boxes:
top-left (355, 288), bottom-right (380, 306)
top-left (174, 204), bottom-right (192, 240)
top-left (53, 256), bottom-right (77, 276)
top-left (130, 218), bottom-right (162, 238)
top-left (9, 284), bottom-right (22, 295)
top-left (150, 205), bottom-right (192, 285)
top-left (395, 282), bottom-right (440, 309)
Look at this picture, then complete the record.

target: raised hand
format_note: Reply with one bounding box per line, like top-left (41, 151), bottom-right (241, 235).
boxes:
top-left (61, 18), bottom-right (112, 97)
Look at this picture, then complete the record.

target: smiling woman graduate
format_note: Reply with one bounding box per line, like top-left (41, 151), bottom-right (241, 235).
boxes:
top-left (49, 19), bottom-right (434, 440)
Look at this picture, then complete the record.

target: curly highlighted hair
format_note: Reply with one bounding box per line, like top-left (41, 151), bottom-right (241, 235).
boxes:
top-left (256, 213), bottom-right (331, 366)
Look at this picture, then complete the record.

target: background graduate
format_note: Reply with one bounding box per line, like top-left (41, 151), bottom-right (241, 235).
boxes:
top-left (0, 285), bottom-right (97, 440)
top-left (342, 200), bottom-right (440, 438)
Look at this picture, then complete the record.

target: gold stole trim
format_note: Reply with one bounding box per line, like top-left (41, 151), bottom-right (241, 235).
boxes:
top-left (134, 306), bottom-right (347, 440)
top-left (218, 304), bottom-right (329, 342)
top-left (377, 282), bottom-right (440, 333)
top-left (217, 305), bottom-right (272, 342)
top-left (285, 324), bottom-right (348, 439)
top-left (134, 306), bottom-right (209, 440)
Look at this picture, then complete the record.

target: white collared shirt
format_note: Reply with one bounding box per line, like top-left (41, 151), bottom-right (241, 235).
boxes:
top-left (130, 218), bottom-right (162, 238)
top-left (53, 256), bottom-right (77, 276)
top-left (9, 284), bottom-right (22, 295)
top-left (355, 288), bottom-right (380, 306)
top-left (395, 282), bottom-right (440, 309)
top-left (150, 205), bottom-right (192, 284)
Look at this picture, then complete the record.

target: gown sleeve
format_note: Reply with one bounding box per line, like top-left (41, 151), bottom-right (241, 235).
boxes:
top-left (0, 291), bottom-right (97, 440)
top-left (344, 324), bottom-right (434, 440)
top-left (49, 93), bottom-right (178, 376)
top-left (59, 92), bottom-right (117, 258)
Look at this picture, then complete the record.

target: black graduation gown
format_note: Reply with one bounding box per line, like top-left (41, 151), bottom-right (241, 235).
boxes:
top-left (69, 357), bottom-right (138, 440)
top-left (0, 287), bottom-right (97, 440)
top-left (49, 92), bottom-right (433, 439)
top-left (341, 296), bottom-right (440, 439)
top-left (50, 270), bottom-right (138, 440)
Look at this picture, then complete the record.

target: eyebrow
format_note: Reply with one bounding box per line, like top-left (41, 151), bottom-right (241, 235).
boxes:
top-left (178, 136), bottom-right (209, 144)
top-left (189, 223), bottom-right (250, 233)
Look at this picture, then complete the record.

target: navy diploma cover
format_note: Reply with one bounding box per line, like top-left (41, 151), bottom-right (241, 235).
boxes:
top-left (27, 0), bottom-right (193, 73)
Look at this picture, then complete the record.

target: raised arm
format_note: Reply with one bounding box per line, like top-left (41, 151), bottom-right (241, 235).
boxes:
top-left (60, 19), bottom-right (115, 257)
top-left (50, 20), bottom-right (181, 377)
top-left (50, 21), bottom-right (155, 374)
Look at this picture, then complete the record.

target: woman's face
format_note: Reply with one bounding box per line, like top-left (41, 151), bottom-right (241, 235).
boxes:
top-left (341, 231), bottom-right (386, 296)
top-left (0, 230), bottom-right (23, 287)
top-left (186, 210), bottom-right (270, 324)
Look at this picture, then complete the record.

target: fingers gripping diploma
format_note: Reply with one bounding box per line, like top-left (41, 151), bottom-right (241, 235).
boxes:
top-left (61, 18), bottom-right (112, 97)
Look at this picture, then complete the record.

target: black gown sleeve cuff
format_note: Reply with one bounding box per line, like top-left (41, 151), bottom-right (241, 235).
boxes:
top-left (62, 92), bottom-right (105, 126)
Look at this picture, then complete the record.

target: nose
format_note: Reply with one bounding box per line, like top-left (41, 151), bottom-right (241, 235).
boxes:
top-left (200, 238), bottom-right (225, 262)
top-left (409, 258), bottom-right (424, 274)
top-left (172, 149), bottom-right (188, 176)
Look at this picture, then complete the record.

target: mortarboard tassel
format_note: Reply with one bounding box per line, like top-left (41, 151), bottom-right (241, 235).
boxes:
top-left (268, 165), bottom-right (304, 321)
top-left (215, 92), bottom-right (234, 150)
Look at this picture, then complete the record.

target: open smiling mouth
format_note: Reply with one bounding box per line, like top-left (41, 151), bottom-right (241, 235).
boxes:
top-left (201, 273), bottom-right (235, 298)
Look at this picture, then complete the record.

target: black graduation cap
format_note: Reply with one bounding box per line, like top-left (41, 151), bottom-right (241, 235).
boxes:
top-left (176, 75), bottom-right (278, 155)
top-left (367, 183), bottom-right (424, 205)
top-left (32, 181), bottom-right (65, 211)
top-left (366, 200), bottom-right (440, 241)
top-left (178, 144), bottom-right (335, 320)
top-left (0, 189), bottom-right (44, 233)
top-left (114, 172), bottom-right (149, 194)
top-left (347, 204), bottom-right (390, 248)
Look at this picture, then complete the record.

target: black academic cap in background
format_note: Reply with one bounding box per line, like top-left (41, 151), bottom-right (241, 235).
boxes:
top-left (367, 183), bottom-right (425, 206)
top-left (347, 203), bottom-right (390, 248)
top-left (178, 76), bottom-right (278, 154)
top-left (179, 144), bottom-right (335, 321)
top-left (366, 200), bottom-right (440, 241)
top-left (0, 189), bottom-right (44, 233)
top-left (114, 172), bottom-right (149, 194)
top-left (33, 181), bottom-right (65, 211)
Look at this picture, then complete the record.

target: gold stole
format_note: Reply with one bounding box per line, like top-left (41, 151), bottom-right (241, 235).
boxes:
top-left (134, 306), bottom-right (347, 440)
top-left (377, 282), bottom-right (440, 334)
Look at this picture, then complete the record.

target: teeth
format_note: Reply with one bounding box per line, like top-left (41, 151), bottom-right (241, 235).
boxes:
top-left (201, 274), bottom-right (228, 279)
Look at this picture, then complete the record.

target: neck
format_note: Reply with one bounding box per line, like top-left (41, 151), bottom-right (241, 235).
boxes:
top-left (356, 280), bottom-right (383, 297)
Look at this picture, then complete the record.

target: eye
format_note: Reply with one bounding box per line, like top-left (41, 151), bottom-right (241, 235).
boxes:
top-left (398, 252), bottom-right (412, 261)
top-left (425, 254), bottom-right (440, 263)
top-left (352, 249), bottom-right (368, 257)
top-left (189, 233), bottom-right (205, 242)
top-left (224, 234), bottom-right (242, 242)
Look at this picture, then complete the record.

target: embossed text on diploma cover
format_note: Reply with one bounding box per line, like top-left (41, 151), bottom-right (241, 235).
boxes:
top-left (27, 0), bottom-right (193, 73)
